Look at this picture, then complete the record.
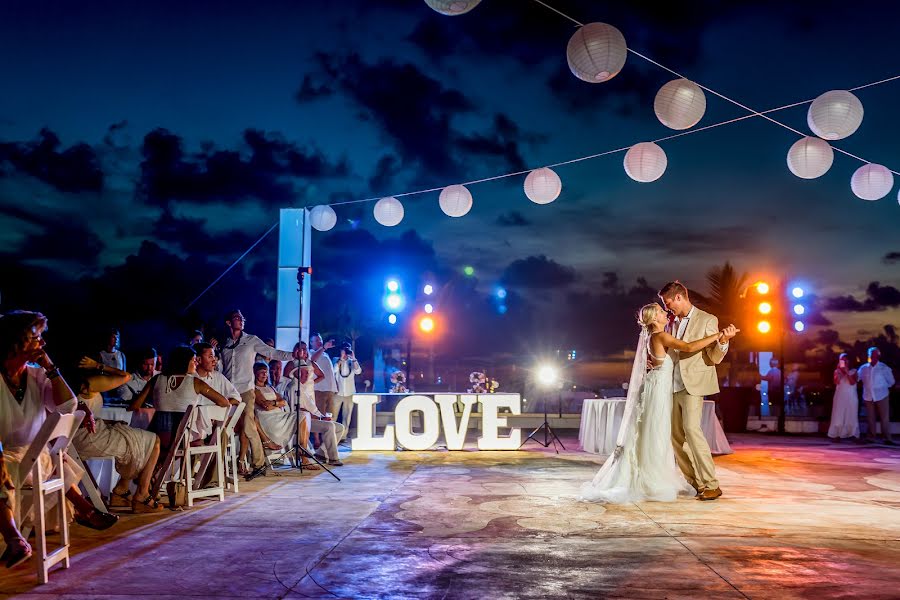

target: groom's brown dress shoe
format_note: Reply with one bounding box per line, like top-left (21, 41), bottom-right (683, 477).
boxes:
top-left (697, 488), bottom-right (723, 501)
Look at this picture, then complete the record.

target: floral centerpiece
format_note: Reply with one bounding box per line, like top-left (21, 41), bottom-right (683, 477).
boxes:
top-left (390, 370), bottom-right (408, 393)
top-left (467, 372), bottom-right (500, 394)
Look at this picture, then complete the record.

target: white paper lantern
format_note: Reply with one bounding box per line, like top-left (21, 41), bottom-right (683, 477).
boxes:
top-left (524, 167), bottom-right (562, 204)
top-left (807, 90), bottom-right (864, 140)
top-left (624, 142), bottom-right (667, 183)
top-left (308, 205), bottom-right (337, 232)
top-left (566, 23), bottom-right (627, 83)
top-left (654, 79), bottom-right (706, 130)
top-left (424, 0), bottom-right (480, 15)
top-left (373, 197), bottom-right (404, 226)
top-left (438, 184), bottom-right (473, 217)
top-left (851, 164), bottom-right (894, 201)
top-left (786, 137), bottom-right (834, 179)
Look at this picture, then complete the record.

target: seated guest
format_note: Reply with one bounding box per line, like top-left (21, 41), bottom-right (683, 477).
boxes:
top-left (283, 343), bottom-right (345, 466)
top-left (253, 363), bottom-right (316, 468)
top-left (98, 327), bottom-right (128, 402)
top-left (72, 357), bottom-right (162, 512)
top-left (269, 359), bottom-right (288, 396)
top-left (121, 347), bottom-right (158, 404)
top-left (129, 346), bottom-right (231, 458)
top-left (1, 437), bottom-right (31, 568)
top-left (1, 311), bottom-right (118, 562)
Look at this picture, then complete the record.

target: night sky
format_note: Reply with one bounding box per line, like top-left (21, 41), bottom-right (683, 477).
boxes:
top-left (1, 0), bottom-right (898, 378)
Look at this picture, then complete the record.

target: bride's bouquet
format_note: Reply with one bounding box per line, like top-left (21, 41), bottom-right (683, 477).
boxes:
top-left (390, 370), bottom-right (408, 393)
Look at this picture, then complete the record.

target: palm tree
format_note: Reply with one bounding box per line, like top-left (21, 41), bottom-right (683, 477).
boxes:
top-left (694, 261), bottom-right (749, 330)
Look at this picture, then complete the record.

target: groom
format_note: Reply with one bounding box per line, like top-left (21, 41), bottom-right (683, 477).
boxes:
top-left (659, 281), bottom-right (736, 501)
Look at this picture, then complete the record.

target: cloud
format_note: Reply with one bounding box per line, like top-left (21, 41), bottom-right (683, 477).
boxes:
top-left (152, 209), bottom-right (258, 258)
top-left (502, 255), bottom-right (577, 289)
top-left (137, 128), bottom-right (348, 208)
top-left (496, 211), bottom-right (531, 227)
top-left (368, 154), bottom-right (402, 193)
top-left (824, 282), bottom-right (900, 312)
top-left (294, 74), bottom-right (333, 102)
top-left (0, 128), bottom-right (103, 193)
top-left (883, 251), bottom-right (900, 264)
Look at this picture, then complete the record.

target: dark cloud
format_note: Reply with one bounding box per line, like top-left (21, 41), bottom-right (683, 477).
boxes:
top-left (0, 128), bottom-right (103, 193)
top-left (138, 128), bottom-right (348, 208)
top-left (613, 224), bottom-right (760, 256)
top-left (454, 114), bottom-right (545, 172)
top-left (152, 209), bottom-right (257, 258)
top-left (824, 282), bottom-right (900, 312)
top-left (502, 255), bottom-right (577, 289)
top-left (883, 252), bottom-right (900, 264)
top-left (0, 204), bottom-right (105, 267)
top-left (367, 154), bottom-right (402, 193)
top-left (496, 211), bottom-right (531, 227)
top-left (294, 74), bottom-right (333, 102)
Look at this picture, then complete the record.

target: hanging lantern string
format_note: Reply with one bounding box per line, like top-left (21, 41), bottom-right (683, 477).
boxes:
top-left (531, 0), bottom-right (900, 176)
top-left (327, 72), bottom-right (900, 208)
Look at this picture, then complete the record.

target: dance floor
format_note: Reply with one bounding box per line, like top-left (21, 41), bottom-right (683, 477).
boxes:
top-left (2, 434), bottom-right (899, 599)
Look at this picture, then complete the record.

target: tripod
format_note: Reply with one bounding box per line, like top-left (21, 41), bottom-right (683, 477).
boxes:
top-left (245, 266), bottom-right (339, 482)
top-left (518, 391), bottom-right (566, 453)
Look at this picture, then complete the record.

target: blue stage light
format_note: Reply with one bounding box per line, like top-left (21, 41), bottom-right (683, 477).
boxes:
top-left (386, 280), bottom-right (399, 292)
top-left (791, 286), bottom-right (804, 299)
top-left (385, 293), bottom-right (403, 310)
top-left (388, 314), bottom-right (397, 325)
top-left (794, 321), bottom-right (805, 332)
top-left (424, 303), bottom-right (434, 314)
top-left (498, 304), bottom-right (508, 315)
top-left (793, 304), bottom-right (805, 315)
top-left (496, 287), bottom-right (507, 299)
top-left (423, 284), bottom-right (434, 295)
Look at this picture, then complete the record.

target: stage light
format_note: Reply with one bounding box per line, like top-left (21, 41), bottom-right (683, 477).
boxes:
top-left (424, 303), bottom-right (434, 314)
top-left (758, 302), bottom-right (772, 315)
top-left (419, 316), bottom-right (435, 333)
top-left (536, 365), bottom-right (558, 387)
top-left (496, 287), bottom-right (507, 299)
top-left (794, 321), bottom-right (805, 332)
top-left (386, 280), bottom-right (399, 292)
top-left (463, 266), bottom-right (475, 277)
top-left (757, 321), bottom-right (771, 334)
top-left (388, 314), bottom-right (397, 325)
top-left (791, 286), bottom-right (804, 298)
top-left (386, 293), bottom-right (403, 310)
top-left (423, 284), bottom-right (434, 295)
top-left (498, 304), bottom-right (508, 315)
top-left (756, 282), bottom-right (770, 294)
top-left (793, 304), bottom-right (805, 315)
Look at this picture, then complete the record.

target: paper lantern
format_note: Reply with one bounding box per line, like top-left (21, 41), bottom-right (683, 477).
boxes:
top-left (438, 184), bottom-right (473, 217)
top-left (624, 142), bottom-right (667, 183)
top-left (807, 90), bottom-right (864, 140)
top-left (566, 23), bottom-right (627, 83)
top-left (524, 167), bottom-right (562, 204)
top-left (654, 79), bottom-right (706, 130)
top-left (851, 164), bottom-right (894, 201)
top-left (786, 137), bottom-right (834, 179)
top-left (424, 0), bottom-right (480, 15)
top-left (308, 205), bottom-right (337, 232)
top-left (374, 197), bottom-right (404, 226)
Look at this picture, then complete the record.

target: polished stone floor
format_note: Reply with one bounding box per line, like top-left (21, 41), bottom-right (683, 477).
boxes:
top-left (2, 434), bottom-right (899, 599)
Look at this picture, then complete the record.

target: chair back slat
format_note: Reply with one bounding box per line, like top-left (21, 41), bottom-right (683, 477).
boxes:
top-left (19, 411), bottom-right (83, 476)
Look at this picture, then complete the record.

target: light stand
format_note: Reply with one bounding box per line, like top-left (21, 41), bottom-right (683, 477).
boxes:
top-left (518, 367), bottom-right (566, 453)
top-left (246, 266), bottom-right (339, 482)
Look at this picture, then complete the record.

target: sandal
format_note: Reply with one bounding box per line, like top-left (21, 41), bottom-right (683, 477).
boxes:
top-left (300, 462), bottom-right (320, 471)
top-left (109, 491), bottom-right (132, 508)
top-left (75, 509), bottom-right (119, 531)
top-left (132, 496), bottom-right (164, 513)
top-left (262, 440), bottom-right (281, 451)
top-left (1, 538), bottom-right (32, 569)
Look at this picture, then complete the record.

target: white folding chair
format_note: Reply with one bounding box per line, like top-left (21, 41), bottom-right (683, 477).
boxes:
top-left (221, 402), bottom-right (245, 493)
top-left (183, 405), bottom-right (227, 506)
top-left (18, 410), bottom-right (84, 584)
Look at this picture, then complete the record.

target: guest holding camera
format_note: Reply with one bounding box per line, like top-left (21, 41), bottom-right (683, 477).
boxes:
top-left (858, 347), bottom-right (896, 444)
top-left (827, 353), bottom-right (859, 441)
top-left (332, 345), bottom-right (362, 442)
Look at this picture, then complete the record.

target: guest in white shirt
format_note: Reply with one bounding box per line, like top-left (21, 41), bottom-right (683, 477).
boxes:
top-left (309, 333), bottom-right (338, 416)
top-left (269, 359), bottom-right (289, 396)
top-left (120, 348), bottom-right (157, 404)
top-left (332, 346), bottom-right (362, 441)
top-left (218, 310), bottom-right (293, 471)
top-left (98, 328), bottom-right (128, 402)
top-left (857, 347), bottom-right (896, 444)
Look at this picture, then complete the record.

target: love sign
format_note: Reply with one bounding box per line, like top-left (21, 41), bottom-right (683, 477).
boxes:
top-left (350, 394), bottom-right (522, 451)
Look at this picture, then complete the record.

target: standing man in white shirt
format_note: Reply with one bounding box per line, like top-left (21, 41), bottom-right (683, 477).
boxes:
top-left (218, 310), bottom-right (293, 472)
top-left (857, 347), bottom-right (896, 444)
top-left (333, 345), bottom-right (362, 441)
top-left (309, 333), bottom-right (338, 417)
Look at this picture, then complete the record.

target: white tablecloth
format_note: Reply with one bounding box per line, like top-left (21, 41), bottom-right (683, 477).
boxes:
top-left (579, 398), bottom-right (733, 456)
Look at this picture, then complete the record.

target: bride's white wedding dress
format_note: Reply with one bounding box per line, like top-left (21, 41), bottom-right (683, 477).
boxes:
top-left (581, 332), bottom-right (693, 503)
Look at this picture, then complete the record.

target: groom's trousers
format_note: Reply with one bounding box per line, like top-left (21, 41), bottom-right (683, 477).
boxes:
top-left (672, 390), bottom-right (720, 490)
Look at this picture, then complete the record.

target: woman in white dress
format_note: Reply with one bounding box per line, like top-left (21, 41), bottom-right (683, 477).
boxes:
top-left (827, 353), bottom-right (859, 441)
top-left (254, 362), bottom-right (312, 458)
top-left (582, 303), bottom-right (733, 504)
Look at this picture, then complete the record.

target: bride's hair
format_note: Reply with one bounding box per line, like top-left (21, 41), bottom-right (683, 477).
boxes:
top-left (637, 303), bottom-right (661, 331)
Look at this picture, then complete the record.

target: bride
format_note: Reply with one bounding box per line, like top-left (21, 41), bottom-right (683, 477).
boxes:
top-left (581, 302), bottom-right (731, 503)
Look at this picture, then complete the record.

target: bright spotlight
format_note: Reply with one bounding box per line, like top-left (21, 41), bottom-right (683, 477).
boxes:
top-left (386, 293), bottom-right (403, 310)
top-left (424, 303), bottom-right (434, 314)
top-left (496, 287), bottom-right (507, 299)
top-left (794, 321), bottom-right (805, 332)
top-left (386, 280), bottom-right (399, 292)
top-left (388, 314), bottom-right (397, 325)
top-left (793, 304), bottom-right (805, 315)
top-left (463, 266), bottom-right (475, 277)
top-left (757, 321), bottom-right (771, 334)
top-left (536, 365), bottom-right (558, 387)
top-left (498, 304), bottom-right (508, 315)
top-left (791, 286), bottom-right (804, 298)
top-left (419, 316), bottom-right (435, 333)
top-left (756, 282), bottom-right (770, 294)
top-left (423, 284), bottom-right (434, 295)
top-left (758, 302), bottom-right (772, 314)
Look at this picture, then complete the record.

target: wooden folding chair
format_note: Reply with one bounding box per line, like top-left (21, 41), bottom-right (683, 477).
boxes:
top-left (18, 410), bottom-right (84, 584)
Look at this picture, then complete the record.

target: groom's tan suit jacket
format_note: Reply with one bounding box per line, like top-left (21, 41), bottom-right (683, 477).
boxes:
top-left (669, 306), bottom-right (728, 397)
